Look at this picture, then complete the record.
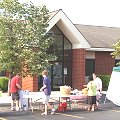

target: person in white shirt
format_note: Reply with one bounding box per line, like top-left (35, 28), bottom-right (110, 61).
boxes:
top-left (92, 73), bottom-right (102, 109)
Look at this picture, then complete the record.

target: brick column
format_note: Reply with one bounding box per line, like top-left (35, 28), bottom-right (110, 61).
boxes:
top-left (22, 75), bottom-right (38, 92)
top-left (72, 48), bottom-right (85, 90)
top-left (95, 51), bottom-right (115, 75)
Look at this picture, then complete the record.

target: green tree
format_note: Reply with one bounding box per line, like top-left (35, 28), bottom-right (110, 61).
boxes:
top-left (111, 39), bottom-right (120, 65)
top-left (0, 0), bottom-right (57, 77)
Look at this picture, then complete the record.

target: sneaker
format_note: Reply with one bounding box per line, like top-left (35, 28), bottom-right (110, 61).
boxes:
top-left (51, 109), bottom-right (55, 115)
top-left (91, 106), bottom-right (95, 111)
top-left (87, 107), bottom-right (91, 111)
top-left (41, 112), bottom-right (47, 115)
top-left (16, 107), bottom-right (20, 111)
top-left (11, 107), bottom-right (15, 111)
top-left (91, 108), bottom-right (95, 111)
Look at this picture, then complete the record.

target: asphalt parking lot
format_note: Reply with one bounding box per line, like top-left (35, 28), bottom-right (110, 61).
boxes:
top-left (0, 95), bottom-right (120, 120)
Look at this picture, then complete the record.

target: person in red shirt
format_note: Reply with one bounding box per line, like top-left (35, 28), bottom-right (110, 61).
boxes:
top-left (10, 73), bottom-right (22, 111)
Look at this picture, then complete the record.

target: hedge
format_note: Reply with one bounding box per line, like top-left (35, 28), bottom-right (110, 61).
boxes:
top-left (0, 77), bottom-right (9, 92)
top-left (99, 75), bottom-right (111, 91)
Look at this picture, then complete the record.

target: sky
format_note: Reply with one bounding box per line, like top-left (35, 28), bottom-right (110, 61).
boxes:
top-left (19, 0), bottom-right (120, 28)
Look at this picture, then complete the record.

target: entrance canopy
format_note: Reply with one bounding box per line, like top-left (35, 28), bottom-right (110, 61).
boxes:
top-left (106, 66), bottom-right (120, 106)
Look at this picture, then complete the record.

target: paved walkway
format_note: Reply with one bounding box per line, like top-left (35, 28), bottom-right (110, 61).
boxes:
top-left (0, 101), bottom-right (120, 120)
top-left (1, 92), bottom-right (120, 120)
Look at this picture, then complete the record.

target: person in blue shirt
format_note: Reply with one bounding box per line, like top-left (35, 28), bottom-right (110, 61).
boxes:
top-left (40, 70), bottom-right (55, 115)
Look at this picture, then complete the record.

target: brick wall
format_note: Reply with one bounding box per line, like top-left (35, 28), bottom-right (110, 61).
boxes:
top-left (72, 48), bottom-right (85, 90)
top-left (95, 51), bottom-right (115, 75)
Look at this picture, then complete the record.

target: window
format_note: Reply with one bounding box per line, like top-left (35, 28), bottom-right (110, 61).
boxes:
top-left (43, 25), bottom-right (72, 90)
top-left (0, 71), bottom-right (6, 76)
top-left (85, 59), bottom-right (95, 76)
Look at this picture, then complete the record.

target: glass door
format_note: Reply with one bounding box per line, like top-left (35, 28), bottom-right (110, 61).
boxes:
top-left (52, 62), bottom-right (63, 90)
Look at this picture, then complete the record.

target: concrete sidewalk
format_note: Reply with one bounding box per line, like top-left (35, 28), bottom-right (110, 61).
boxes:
top-left (0, 93), bottom-right (11, 104)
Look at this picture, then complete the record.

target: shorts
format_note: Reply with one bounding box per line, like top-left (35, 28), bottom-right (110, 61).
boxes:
top-left (11, 92), bottom-right (20, 100)
top-left (87, 96), bottom-right (96, 105)
top-left (42, 95), bottom-right (50, 104)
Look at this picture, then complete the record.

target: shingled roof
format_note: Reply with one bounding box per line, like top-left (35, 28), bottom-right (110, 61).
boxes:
top-left (75, 24), bottom-right (120, 48)
top-left (48, 10), bottom-right (120, 49)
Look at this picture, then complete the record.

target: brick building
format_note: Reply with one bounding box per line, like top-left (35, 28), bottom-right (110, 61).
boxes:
top-left (21, 9), bottom-right (120, 91)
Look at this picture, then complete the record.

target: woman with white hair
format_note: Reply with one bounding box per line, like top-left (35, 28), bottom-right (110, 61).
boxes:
top-left (92, 73), bottom-right (102, 109)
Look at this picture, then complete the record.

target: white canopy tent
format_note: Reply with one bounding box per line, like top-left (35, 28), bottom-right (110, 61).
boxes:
top-left (106, 66), bottom-right (120, 106)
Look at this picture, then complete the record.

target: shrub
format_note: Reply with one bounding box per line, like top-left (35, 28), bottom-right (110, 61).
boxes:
top-left (0, 77), bottom-right (9, 92)
top-left (99, 75), bottom-right (111, 91)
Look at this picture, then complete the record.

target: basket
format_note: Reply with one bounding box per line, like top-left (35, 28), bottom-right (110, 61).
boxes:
top-left (60, 86), bottom-right (71, 96)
